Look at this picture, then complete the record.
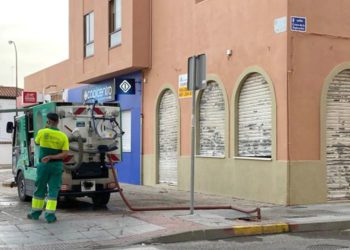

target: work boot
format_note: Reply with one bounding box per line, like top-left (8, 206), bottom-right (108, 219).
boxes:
top-left (45, 213), bottom-right (57, 223)
top-left (27, 210), bottom-right (41, 220)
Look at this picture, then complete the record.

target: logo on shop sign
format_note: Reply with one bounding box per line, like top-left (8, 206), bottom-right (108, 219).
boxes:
top-left (82, 81), bottom-right (115, 102)
top-left (120, 80), bottom-right (131, 93)
top-left (116, 79), bottom-right (135, 95)
top-left (83, 91), bottom-right (89, 101)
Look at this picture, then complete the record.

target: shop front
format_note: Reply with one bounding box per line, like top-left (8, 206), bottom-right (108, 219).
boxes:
top-left (67, 72), bottom-right (142, 185)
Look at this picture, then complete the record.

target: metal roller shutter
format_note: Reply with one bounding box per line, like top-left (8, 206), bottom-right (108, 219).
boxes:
top-left (158, 90), bottom-right (178, 184)
top-left (238, 73), bottom-right (272, 158)
top-left (326, 69), bottom-right (350, 200)
top-left (199, 81), bottom-right (225, 157)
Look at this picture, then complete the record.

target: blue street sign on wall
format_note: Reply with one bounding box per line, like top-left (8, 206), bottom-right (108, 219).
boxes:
top-left (291, 16), bottom-right (307, 32)
top-left (116, 79), bottom-right (136, 95)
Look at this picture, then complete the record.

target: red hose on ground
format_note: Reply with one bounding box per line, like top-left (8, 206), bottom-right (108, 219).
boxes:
top-left (110, 164), bottom-right (261, 220)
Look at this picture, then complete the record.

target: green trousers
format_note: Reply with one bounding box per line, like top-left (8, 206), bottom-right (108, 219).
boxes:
top-left (29, 162), bottom-right (62, 222)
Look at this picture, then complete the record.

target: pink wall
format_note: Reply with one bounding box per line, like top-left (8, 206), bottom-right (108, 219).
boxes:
top-left (143, 0), bottom-right (289, 159)
top-left (288, 0), bottom-right (350, 160)
top-left (25, 0), bottom-right (350, 163)
top-left (25, 60), bottom-right (75, 91)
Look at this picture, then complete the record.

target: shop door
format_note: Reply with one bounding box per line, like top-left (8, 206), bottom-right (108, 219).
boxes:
top-left (326, 69), bottom-right (350, 200)
top-left (198, 81), bottom-right (225, 157)
top-left (158, 90), bottom-right (178, 185)
top-left (238, 73), bottom-right (272, 158)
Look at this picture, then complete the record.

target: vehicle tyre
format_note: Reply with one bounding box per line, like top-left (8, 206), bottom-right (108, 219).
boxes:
top-left (92, 193), bottom-right (110, 206)
top-left (17, 171), bottom-right (31, 202)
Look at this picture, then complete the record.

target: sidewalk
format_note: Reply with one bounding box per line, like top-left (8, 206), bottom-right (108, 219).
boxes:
top-left (0, 164), bottom-right (11, 170)
top-left (0, 177), bottom-right (350, 249)
top-left (114, 184), bottom-right (350, 244)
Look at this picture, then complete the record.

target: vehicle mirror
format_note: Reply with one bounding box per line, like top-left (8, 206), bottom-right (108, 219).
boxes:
top-left (6, 122), bottom-right (14, 133)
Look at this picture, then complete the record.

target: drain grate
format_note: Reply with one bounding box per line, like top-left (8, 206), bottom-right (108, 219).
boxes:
top-left (307, 244), bottom-right (350, 250)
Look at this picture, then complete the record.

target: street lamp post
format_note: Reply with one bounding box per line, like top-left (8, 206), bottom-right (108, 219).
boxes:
top-left (8, 40), bottom-right (18, 116)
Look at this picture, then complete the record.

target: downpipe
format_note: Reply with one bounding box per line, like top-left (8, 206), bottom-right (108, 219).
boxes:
top-left (110, 162), bottom-right (261, 220)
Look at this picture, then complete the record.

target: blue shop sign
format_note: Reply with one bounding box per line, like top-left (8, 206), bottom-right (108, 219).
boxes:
top-left (82, 80), bottom-right (115, 102)
top-left (116, 79), bottom-right (136, 95)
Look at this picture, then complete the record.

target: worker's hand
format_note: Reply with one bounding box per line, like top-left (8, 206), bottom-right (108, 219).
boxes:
top-left (41, 156), bottom-right (51, 163)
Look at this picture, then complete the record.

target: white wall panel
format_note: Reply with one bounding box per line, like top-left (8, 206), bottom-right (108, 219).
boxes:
top-left (0, 99), bottom-right (16, 165)
top-left (122, 110), bottom-right (131, 152)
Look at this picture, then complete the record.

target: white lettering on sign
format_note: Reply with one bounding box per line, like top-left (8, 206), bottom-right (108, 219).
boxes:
top-left (83, 86), bottom-right (113, 101)
top-left (291, 16), bottom-right (307, 32)
top-left (23, 92), bottom-right (37, 103)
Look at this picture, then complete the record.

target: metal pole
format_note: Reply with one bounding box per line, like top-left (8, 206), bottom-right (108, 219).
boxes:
top-left (190, 63), bottom-right (197, 215)
top-left (9, 41), bottom-right (18, 116)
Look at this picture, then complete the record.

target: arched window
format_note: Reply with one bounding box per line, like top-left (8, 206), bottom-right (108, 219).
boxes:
top-left (158, 89), bottom-right (178, 184)
top-left (326, 69), bottom-right (350, 200)
top-left (237, 73), bottom-right (272, 158)
top-left (198, 81), bottom-right (225, 157)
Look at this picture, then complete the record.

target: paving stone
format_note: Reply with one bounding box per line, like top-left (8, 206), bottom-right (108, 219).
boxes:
top-left (108, 224), bottom-right (163, 238)
top-left (0, 169), bottom-right (350, 249)
top-left (55, 231), bottom-right (89, 241)
top-left (16, 223), bottom-right (46, 232)
top-left (0, 225), bottom-right (20, 232)
top-left (80, 230), bottom-right (117, 240)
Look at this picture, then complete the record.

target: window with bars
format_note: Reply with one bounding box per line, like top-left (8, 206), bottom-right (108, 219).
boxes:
top-left (84, 12), bottom-right (94, 57)
top-left (109, 0), bottom-right (122, 48)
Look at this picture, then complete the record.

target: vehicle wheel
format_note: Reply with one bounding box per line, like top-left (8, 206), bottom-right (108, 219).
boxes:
top-left (17, 171), bottom-right (31, 202)
top-left (92, 193), bottom-right (110, 206)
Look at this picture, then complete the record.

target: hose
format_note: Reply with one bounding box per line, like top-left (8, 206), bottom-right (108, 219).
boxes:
top-left (64, 136), bottom-right (84, 171)
top-left (109, 161), bottom-right (261, 220)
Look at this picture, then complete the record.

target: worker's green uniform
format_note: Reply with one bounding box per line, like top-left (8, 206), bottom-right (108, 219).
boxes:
top-left (28, 127), bottom-right (69, 223)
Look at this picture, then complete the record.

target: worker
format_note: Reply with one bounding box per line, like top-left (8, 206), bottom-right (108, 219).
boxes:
top-left (27, 112), bottom-right (69, 223)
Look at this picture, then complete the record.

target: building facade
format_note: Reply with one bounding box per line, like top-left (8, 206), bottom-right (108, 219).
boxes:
top-left (25, 0), bottom-right (350, 204)
top-left (0, 86), bottom-right (22, 165)
top-left (66, 72), bottom-right (143, 184)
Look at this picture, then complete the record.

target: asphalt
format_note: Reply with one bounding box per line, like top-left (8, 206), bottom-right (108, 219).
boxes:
top-left (0, 167), bottom-right (350, 249)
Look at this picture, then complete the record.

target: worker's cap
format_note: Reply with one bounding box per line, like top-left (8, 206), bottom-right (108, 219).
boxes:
top-left (47, 112), bottom-right (59, 122)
